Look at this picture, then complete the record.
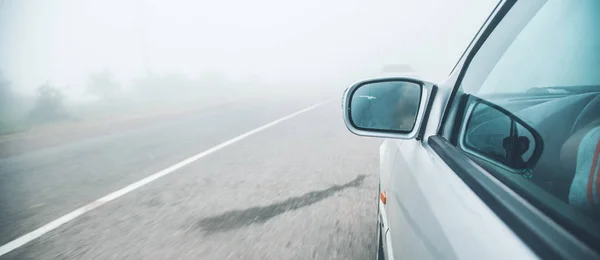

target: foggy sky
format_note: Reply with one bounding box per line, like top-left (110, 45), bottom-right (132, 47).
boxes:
top-left (0, 0), bottom-right (497, 97)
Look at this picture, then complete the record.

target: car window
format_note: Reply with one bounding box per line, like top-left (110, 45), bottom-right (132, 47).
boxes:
top-left (454, 0), bottom-right (600, 237)
top-left (478, 1), bottom-right (600, 95)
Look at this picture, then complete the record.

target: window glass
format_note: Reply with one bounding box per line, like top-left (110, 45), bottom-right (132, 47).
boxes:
top-left (479, 0), bottom-right (600, 95)
top-left (457, 0), bottom-right (600, 230)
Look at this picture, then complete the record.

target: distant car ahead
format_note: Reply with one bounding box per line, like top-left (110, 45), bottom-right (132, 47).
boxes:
top-left (342, 0), bottom-right (600, 259)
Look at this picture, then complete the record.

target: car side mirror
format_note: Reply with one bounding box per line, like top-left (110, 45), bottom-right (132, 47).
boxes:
top-left (342, 77), bottom-right (436, 139)
top-left (458, 97), bottom-right (544, 174)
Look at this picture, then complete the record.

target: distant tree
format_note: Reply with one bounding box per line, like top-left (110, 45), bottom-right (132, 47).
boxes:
top-left (0, 71), bottom-right (13, 125)
top-left (28, 83), bottom-right (70, 123)
top-left (0, 71), bottom-right (11, 106)
top-left (87, 70), bottom-right (121, 100)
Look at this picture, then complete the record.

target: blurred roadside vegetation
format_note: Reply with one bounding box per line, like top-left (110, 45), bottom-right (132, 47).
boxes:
top-left (0, 69), bottom-right (254, 136)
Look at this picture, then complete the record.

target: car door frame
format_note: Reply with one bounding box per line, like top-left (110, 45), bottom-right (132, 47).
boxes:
top-left (429, 0), bottom-right (600, 259)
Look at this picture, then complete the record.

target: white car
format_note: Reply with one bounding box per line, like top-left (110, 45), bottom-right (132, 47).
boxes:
top-left (342, 0), bottom-right (600, 259)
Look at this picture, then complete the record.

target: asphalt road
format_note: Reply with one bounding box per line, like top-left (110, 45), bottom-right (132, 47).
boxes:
top-left (0, 94), bottom-right (381, 259)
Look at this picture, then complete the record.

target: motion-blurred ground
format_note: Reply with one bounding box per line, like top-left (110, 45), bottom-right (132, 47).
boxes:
top-left (0, 92), bottom-right (380, 260)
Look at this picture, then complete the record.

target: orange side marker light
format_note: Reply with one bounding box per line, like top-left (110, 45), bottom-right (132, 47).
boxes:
top-left (380, 191), bottom-right (387, 205)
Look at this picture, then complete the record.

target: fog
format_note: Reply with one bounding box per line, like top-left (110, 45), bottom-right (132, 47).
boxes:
top-left (0, 0), bottom-right (496, 134)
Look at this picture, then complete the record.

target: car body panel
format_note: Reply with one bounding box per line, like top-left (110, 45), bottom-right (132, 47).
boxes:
top-left (379, 199), bottom-right (394, 260)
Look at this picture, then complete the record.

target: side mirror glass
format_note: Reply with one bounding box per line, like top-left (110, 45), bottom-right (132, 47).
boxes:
top-left (460, 99), bottom-right (544, 173)
top-left (350, 81), bottom-right (421, 132)
top-left (342, 78), bottom-right (436, 139)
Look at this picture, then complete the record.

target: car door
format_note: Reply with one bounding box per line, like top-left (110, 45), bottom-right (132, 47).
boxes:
top-left (385, 0), bottom-right (600, 259)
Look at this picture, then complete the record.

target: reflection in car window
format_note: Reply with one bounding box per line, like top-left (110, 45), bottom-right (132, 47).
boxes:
top-left (464, 102), bottom-right (511, 163)
top-left (463, 99), bottom-right (541, 172)
top-left (479, 0), bottom-right (600, 94)
top-left (457, 0), bottom-right (600, 236)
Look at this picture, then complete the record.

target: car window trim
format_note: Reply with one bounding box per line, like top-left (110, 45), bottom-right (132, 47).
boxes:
top-left (448, 0), bottom-right (504, 76)
top-left (428, 135), bottom-right (599, 259)
top-left (438, 0), bottom-right (516, 135)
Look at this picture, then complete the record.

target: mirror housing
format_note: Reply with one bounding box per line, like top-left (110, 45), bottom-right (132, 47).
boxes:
top-left (342, 77), bottom-right (437, 140)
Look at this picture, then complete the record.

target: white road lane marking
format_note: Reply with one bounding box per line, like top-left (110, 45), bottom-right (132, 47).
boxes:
top-left (0, 100), bottom-right (333, 256)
